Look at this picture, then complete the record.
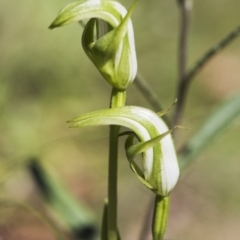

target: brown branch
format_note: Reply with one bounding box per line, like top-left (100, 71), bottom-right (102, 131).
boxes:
top-left (173, 23), bottom-right (240, 127)
top-left (173, 0), bottom-right (192, 128)
top-left (185, 24), bottom-right (240, 84)
top-left (134, 74), bottom-right (164, 112)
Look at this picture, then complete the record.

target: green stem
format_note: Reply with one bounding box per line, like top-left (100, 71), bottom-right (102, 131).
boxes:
top-left (107, 88), bottom-right (126, 240)
top-left (152, 195), bottom-right (170, 240)
top-left (110, 88), bottom-right (127, 108)
top-left (101, 199), bottom-right (109, 240)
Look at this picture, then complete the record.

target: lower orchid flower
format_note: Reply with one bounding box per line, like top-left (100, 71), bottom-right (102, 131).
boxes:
top-left (68, 106), bottom-right (179, 196)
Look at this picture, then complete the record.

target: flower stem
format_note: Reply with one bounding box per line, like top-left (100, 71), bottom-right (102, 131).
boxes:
top-left (107, 88), bottom-right (126, 240)
top-left (152, 195), bottom-right (170, 240)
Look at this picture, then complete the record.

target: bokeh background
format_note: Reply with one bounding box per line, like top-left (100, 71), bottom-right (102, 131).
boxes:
top-left (1, 0), bottom-right (240, 239)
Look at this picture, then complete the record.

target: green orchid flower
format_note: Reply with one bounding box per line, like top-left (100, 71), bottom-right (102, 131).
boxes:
top-left (49, 0), bottom-right (138, 90)
top-left (68, 106), bottom-right (179, 196)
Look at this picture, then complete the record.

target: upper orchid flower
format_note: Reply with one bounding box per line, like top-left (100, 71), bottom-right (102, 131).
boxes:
top-left (49, 0), bottom-right (138, 90)
top-left (68, 106), bottom-right (180, 196)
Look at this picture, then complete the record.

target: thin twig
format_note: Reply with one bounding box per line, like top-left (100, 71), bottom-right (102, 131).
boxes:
top-left (134, 74), bottom-right (164, 112)
top-left (173, 0), bottom-right (192, 128)
top-left (173, 23), bottom-right (240, 126)
top-left (178, 0), bottom-right (191, 84)
top-left (185, 24), bottom-right (240, 83)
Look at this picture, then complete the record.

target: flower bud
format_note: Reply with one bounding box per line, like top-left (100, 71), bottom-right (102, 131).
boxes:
top-left (49, 0), bottom-right (138, 90)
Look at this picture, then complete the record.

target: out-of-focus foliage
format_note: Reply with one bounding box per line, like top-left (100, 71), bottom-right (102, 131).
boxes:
top-left (1, 0), bottom-right (240, 239)
top-left (179, 94), bottom-right (240, 170)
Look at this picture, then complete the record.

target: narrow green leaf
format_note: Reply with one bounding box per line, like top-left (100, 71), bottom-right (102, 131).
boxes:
top-left (179, 94), bottom-right (240, 169)
top-left (28, 159), bottom-right (97, 239)
top-left (0, 199), bottom-right (66, 240)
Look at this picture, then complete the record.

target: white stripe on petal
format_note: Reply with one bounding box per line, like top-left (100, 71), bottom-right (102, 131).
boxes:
top-left (71, 106), bottom-right (179, 196)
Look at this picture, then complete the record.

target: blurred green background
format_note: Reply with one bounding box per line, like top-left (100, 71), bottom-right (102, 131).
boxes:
top-left (1, 0), bottom-right (240, 239)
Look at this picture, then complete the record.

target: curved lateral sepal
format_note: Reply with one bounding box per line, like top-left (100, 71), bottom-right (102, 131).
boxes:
top-left (123, 133), bottom-right (154, 190)
top-left (124, 130), bottom-right (174, 193)
top-left (129, 159), bottom-right (155, 191)
top-left (126, 130), bottom-right (174, 160)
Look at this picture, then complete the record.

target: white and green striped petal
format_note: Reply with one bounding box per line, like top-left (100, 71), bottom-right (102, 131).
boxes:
top-left (68, 106), bottom-right (179, 196)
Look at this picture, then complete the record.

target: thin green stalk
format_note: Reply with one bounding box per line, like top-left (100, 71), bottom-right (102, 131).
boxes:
top-left (152, 195), bottom-right (170, 240)
top-left (110, 89), bottom-right (126, 109)
top-left (101, 199), bottom-right (109, 240)
top-left (108, 125), bottom-right (120, 240)
top-left (107, 88), bottom-right (126, 240)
